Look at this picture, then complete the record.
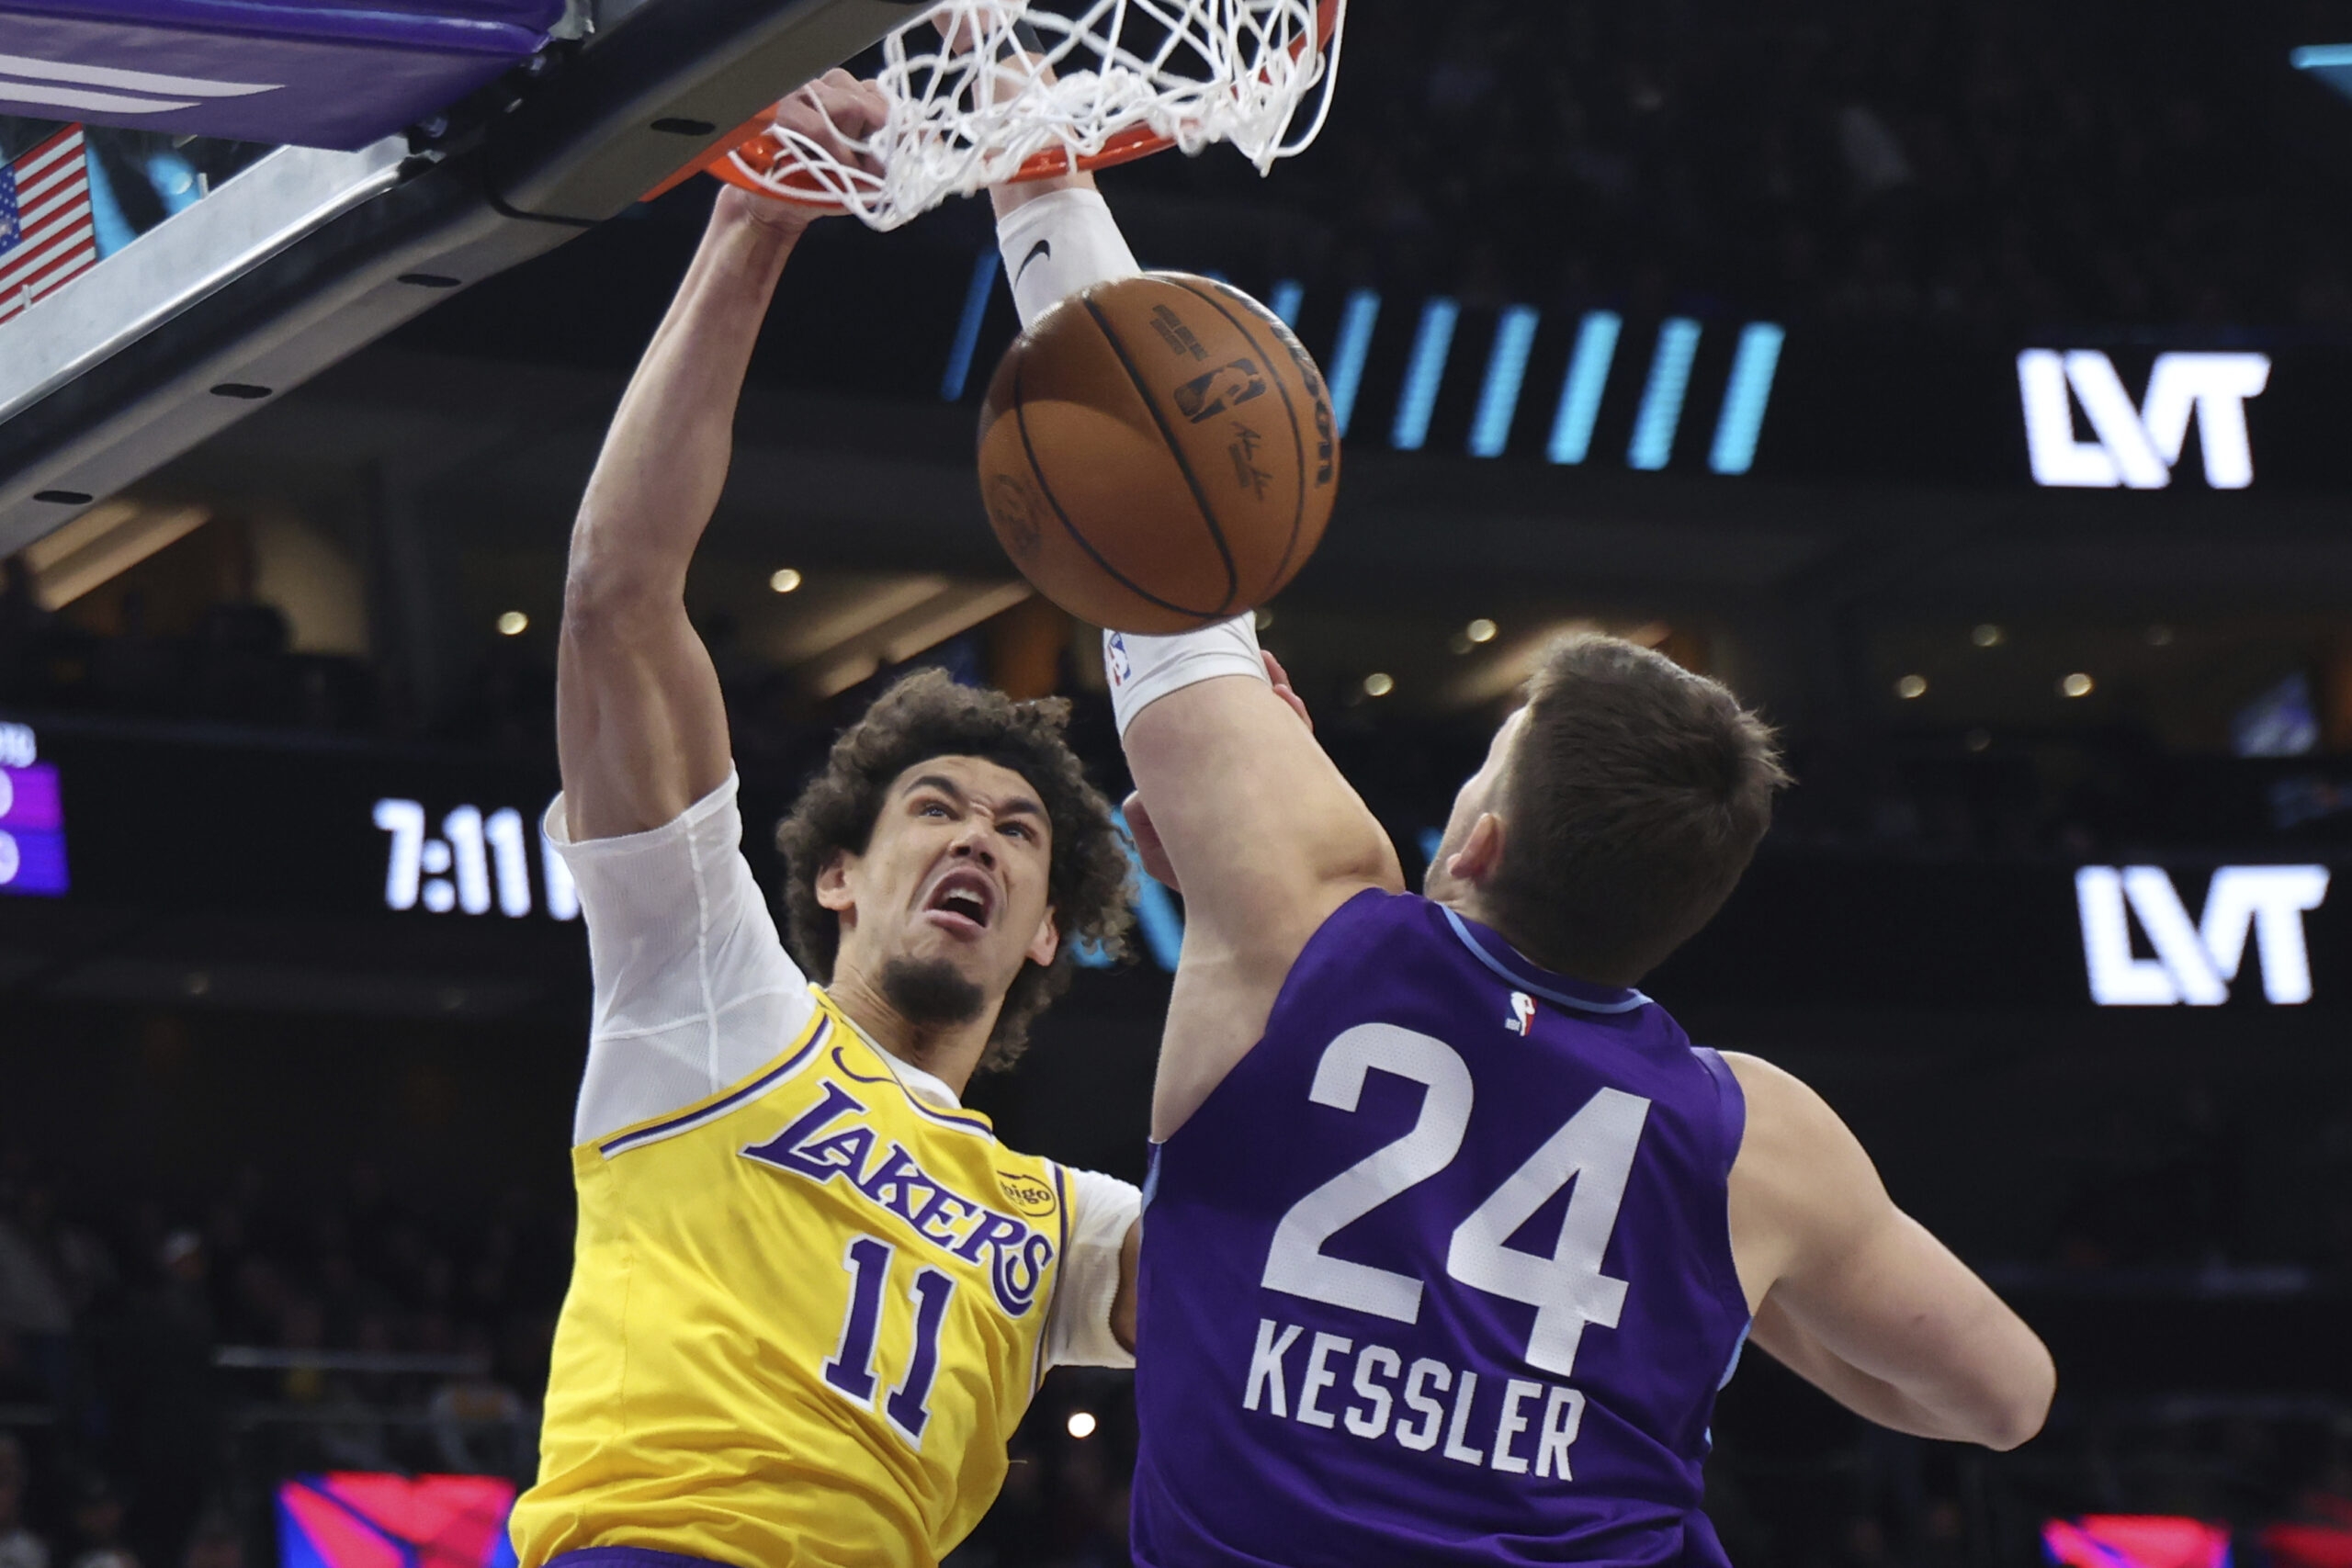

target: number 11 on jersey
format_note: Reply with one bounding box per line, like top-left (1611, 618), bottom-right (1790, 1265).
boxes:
top-left (823, 1235), bottom-right (957, 1447)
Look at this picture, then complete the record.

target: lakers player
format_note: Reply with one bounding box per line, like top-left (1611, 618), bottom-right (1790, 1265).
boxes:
top-left (993, 186), bottom-right (2055, 1563)
top-left (506, 76), bottom-right (1143, 1568)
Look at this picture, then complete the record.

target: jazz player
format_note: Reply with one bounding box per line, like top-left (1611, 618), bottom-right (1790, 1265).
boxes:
top-left (995, 189), bottom-right (2056, 1562)
top-left (507, 76), bottom-right (1144, 1568)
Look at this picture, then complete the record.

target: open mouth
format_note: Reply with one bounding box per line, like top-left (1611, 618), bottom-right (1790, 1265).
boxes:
top-left (923, 868), bottom-right (997, 934)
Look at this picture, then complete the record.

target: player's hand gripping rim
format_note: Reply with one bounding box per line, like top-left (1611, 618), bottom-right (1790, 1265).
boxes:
top-left (716, 69), bottom-right (891, 236)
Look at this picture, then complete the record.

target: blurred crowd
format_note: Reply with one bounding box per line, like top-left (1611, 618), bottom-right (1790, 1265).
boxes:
top-left (0, 1149), bottom-right (565, 1568)
top-left (0, 561), bottom-right (379, 739)
top-left (0, 1036), bottom-right (2340, 1568)
top-left (1227, 0), bottom-right (2352, 329)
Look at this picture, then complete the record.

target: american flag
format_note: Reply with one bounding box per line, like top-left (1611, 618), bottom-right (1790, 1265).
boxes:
top-left (0, 124), bottom-right (96, 329)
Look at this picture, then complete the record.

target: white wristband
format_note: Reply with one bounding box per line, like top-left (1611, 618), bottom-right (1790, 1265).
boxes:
top-left (996, 187), bottom-right (1142, 331)
top-left (1104, 616), bottom-right (1267, 738)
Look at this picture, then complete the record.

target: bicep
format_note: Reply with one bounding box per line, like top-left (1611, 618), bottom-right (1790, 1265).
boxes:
top-left (557, 588), bottom-right (732, 842)
top-left (1123, 673), bottom-right (1402, 975)
top-left (556, 777), bottom-right (817, 1145)
top-left (1045, 1169), bottom-right (1142, 1370)
top-left (1729, 1053), bottom-right (2023, 1394)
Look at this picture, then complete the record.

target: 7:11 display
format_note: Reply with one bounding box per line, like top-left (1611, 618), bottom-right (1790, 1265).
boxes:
top-left (372, 798), bottom-right (577, 920)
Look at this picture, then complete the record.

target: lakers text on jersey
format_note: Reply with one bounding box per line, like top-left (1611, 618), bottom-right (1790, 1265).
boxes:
top-left (510, 992), bottom-right (1070, 1568)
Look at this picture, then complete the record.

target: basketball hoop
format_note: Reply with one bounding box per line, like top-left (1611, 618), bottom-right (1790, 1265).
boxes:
top-left (647, 0), bottom-right (1347, 231)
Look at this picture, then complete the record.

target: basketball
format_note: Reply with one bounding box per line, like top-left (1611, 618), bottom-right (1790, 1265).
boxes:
top-left (975, 272), bottom-right (1340, 635)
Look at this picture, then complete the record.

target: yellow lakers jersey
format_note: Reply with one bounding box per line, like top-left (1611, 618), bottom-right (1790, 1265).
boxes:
top-left (510, 991), bottom-right (1071, 1568)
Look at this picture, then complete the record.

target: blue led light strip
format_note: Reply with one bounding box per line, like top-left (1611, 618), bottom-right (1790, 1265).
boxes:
top-left (1469, 306), bottom-right (1540, 458)
top-left (1547, 311), bottom-right (1622, 465)
top-left (1077, 807), bottom-right (1185, 972)
top-left (1391, 298), bottom-right (1460, 451)
top-left (939, 249), bottom-right (999, 401)
top-left (1328, 289), bottom-right (1381, 438)
top-left (1708, 322), bottom-right (1785, 475)
top-left (1270, 279), bottom-right (1305, 327)
top-left (1627, 318), bottom-right (1702, 471)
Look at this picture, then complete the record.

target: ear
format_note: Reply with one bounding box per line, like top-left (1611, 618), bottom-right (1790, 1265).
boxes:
top-left (814, 850), bottom-right (858, 916)
top-left (1024, 907), bottom-right (1060, 968)
top-left (1446, 812), bottom-right (1506, 886)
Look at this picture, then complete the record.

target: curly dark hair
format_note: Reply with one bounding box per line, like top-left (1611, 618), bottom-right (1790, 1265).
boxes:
top-left (774, 669), bottom-right (1135, 1074)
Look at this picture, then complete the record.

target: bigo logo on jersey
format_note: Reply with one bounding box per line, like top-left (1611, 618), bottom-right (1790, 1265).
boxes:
top-left (2075, 864), bottom-right (2329, 1007)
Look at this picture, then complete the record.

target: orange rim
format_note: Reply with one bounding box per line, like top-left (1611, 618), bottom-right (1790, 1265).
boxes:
top-left (646, 0), bottom-right (1342, 209)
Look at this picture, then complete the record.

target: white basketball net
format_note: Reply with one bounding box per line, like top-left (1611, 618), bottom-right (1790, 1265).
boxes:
top-left (728, 0), bottom-right (1348, 231)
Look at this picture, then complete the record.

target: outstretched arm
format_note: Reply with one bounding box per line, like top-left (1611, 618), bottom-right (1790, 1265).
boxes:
top-left (559, 73), bottom-right (887, 841)
top-left (986, 178), bottom-right (1399, 1137)
top-left (1116, 653), bottom-right (1401, 1134)
top-left (1725, 1052), bottom-right (2055, 1450)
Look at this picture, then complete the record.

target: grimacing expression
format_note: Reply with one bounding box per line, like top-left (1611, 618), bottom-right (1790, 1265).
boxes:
top-left (1423, 706), bottom-right (1528, 904)
top-left (817, 755), bottom-right (1061, 1004)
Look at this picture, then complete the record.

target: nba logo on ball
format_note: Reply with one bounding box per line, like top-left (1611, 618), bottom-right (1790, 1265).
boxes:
top-left (985, 473), bottom-right (1045, 562)
top-left (1506, 991), bottom-right (1537, 1035)
top-left (1173, 360), bottom-right (1267, 423)
top-left (977, 272), bottom-right (1339, 634)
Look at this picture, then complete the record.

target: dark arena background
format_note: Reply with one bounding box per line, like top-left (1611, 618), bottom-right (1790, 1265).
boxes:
top-left (6, 0), bottom-right (2352, 1564)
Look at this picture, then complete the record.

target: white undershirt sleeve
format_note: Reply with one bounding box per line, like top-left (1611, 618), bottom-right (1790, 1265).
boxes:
top-left (996, 186), bottom-right (1142, 331)
top-left (1046, 1167), bottom-right (1141, 1370)
top-left (545, 772), bottom-right (820, 1147)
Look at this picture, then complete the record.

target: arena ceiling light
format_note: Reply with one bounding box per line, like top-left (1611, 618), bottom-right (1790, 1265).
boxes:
top-left (1439, 618), bottom-right (1605, 710)
top-left (17, 496), bottom-right (209, 607)
top-left (766, 574), bottom-right (1037, 700)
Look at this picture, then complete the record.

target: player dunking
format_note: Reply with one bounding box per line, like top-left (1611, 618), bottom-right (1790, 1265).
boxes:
top-left (507, 78), bottom-right (1144, 1568)
top-left (994, 186), bottom-right (2056, 1564)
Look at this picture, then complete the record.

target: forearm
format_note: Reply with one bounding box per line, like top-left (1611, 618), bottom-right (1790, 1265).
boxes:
top-left (1752, 1297), bottom-right (1988, 1444)
top-left (570, 196), bottom-right (803, 607)
top-left (1759, 1218), bottom-right (2056, 1451)
top-left (989, 179), bottom-right (1139, 329)
top-left (558, 197), bottom-right (802, 839)
top-left (989, 168), bottom-right (1093, 221)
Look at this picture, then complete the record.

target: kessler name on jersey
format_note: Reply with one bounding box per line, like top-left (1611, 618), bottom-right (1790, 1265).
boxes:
top-left (743, 1075), bottom-right (1057, 1314)
top-left (1242, 1317), bottom-right (1589, 1478)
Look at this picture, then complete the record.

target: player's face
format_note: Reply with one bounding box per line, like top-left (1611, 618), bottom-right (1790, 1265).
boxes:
top-left (822, 755), bottom-right (1060, 1009)
top-left (1424, 708), bottom-right (1527, 903)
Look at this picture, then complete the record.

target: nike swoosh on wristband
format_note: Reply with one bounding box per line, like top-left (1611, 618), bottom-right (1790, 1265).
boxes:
top-left (1016, 239), bottom-right (1051, 283)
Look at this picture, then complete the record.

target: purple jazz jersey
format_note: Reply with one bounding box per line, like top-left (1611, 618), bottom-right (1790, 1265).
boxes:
top-left (1132, 891), bottom-right (1751, 1568)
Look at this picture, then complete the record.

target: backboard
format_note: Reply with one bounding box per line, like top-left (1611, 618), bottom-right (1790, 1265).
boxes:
top-left (0, 0), bottom-right (929, 559)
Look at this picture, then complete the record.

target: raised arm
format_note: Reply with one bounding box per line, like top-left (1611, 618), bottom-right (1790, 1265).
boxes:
top-left (1118, 660), bottom-right (1401, 1131)
top-left (1724, 1052), bottom-right (2055, 1450)
top-left (559, 73), bottom-right (886, 841)
top-left (986, 177), bottom-right (1399, 1136)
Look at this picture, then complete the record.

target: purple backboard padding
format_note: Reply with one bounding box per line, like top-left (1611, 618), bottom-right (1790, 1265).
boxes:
top-left (4, 0), bottom-right (562, 42)
top-left (0, 1), bottom-right (561, 150)
top-left (0, 829), bottom-right (67, 897)
top-left (0, 765), bottom-right (62, 833)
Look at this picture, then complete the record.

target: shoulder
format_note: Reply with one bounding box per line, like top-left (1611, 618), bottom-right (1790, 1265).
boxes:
top-left (1293, 886), bottom-right (1446, 965)
top-left (1251, 889), bottom-right (1446, 1018)
top-left (1720, 1051), bottom-right (1882, 1251)
top-left (1062, 1166), bottom-right (1142, 1241)
top-left (1720, 1052), bottom-right (1849, 1145)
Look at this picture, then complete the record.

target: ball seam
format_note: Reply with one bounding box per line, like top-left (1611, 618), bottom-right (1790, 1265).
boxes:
top-left (1166, 276), bottom-right (1314, 605)
top-left (1009, 350), bottom-right (1228, 624)
top-left (1078, 292), bottom-right (1241, 616)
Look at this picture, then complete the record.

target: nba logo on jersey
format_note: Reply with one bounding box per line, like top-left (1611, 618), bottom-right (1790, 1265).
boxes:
top-left (1506, 990), bottom-right (1536, 1034)
top-left (1107, 634), bottom-right (1132, 688)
